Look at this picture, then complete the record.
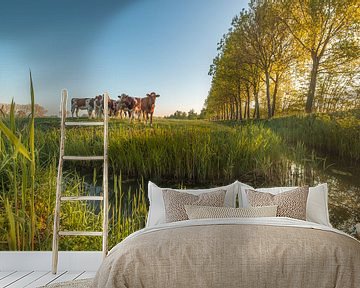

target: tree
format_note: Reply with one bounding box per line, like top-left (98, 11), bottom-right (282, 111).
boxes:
top-left (34, 104), bottom-right (47, 117)
top-left (0, 103), bottom-right (48, 117)
top-left (167, 110), bottom-right (188, 119)
top-left (209, 38), bottom-right (243, 121)
top-left (279, 0), bottom-right (359, 113)
top-left (199, 108), bottom-right (207, 119)
top-left (240, 1), bottom-right (295, 118)
top-left (187, 109), bottom-right (198, 120)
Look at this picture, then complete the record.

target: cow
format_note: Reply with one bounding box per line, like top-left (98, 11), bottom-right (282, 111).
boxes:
top-left (108, 99), bottom-right (118, 117)
top-left (140, 92), bottom-right (160, 126)
top-left (117, 94), bottom-right (141, 121)
top-left (93, 94), bottom-right (119, 118)
top-left (116, 94), bottom-right (129, 119)
top-left (94, 95), bottom-right (104, 118)
top-left (71, 98), bottom-right (95, 118)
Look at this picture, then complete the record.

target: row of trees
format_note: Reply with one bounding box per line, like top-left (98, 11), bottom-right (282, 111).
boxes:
top-left (166, 109), bottom-right (206, 120)
top-left (205, 0), bottom-right (359, 120)
top-left (0, 103), bottom-right (48, 117)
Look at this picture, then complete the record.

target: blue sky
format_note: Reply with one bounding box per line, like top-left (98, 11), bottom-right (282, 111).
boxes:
top-left (0, 0), bottom-right (248, 116)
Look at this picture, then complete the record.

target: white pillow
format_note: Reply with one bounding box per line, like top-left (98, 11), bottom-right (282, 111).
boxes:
top-left (146, 181), bottom-right (239, 227)
top-left (238, 183), bottom-right (331, 227)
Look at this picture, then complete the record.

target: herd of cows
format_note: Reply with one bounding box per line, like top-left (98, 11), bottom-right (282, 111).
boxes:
top-left (70, 92), bottom-right (160, 125)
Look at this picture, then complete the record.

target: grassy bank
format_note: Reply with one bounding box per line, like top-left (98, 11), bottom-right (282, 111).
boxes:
top-left (264, 111), bottom-right (360, 163)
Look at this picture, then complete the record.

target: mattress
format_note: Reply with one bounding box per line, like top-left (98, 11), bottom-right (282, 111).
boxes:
top-left (92, 217), bottom-right (360, 287)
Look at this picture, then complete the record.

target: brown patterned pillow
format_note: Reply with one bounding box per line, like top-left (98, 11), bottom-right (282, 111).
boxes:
top-left (162, 189), bottom-right (226, 223)
top-left (245, 186), bottom-right (309, 220)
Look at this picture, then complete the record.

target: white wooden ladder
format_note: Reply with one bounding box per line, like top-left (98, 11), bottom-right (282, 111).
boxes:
top-left (52, 89), bottom-right (109, 274)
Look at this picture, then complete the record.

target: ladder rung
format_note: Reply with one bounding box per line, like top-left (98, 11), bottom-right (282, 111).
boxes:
top-left (63, 156), bottom-right (104, 161)
top-left (61, 196), bottom-right (103, 201)
top-left (65, 121), bottom-right (104, 126)
top-left (59, 231), bottom-right (103, 236)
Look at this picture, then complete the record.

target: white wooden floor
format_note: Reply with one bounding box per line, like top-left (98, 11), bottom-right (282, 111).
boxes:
top-left (0, 251), bottom-right (102, 288)
top-left (0, 270), bottom-right (95, 288)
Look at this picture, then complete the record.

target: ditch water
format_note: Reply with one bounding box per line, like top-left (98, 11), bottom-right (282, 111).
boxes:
top-left (79, 154), bottom-right (360, 237)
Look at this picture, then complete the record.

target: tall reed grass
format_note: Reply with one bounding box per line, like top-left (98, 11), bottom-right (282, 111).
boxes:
top-left (1, 161), bottom-right (147, 250)
top-left (0, 73), bottom-right (36, 250)
top-left (36, 120), bottom-right (287, 185)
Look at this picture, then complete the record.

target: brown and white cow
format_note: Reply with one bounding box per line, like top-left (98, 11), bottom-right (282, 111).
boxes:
top-left (93, 94), bottom-right (119, 118)
top-left (141, 92), bottom-right (160, 126)
top-left (117, 94), bottom-right (141, 121)
top-left (71, 98), bottom-right (95, 118)
top-left (108, 99), bottom-right (118, 117)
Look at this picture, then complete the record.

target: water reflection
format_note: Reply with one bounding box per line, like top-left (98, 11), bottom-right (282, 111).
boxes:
top-left (80, 158), bottom-right (359, 237)
top-left (278, 159), bottom-right (360, 235)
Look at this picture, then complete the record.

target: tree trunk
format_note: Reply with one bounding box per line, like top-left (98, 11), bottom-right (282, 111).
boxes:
top-left (234, 97), bottom-right (239, 120)
top-left (271, 73), bottom-right (279, 117)
top-left (244, 102), bottom-right (247, 119)
top-left (239, 97), bottom-right (242, 120)
top-left (305, 52), bottom-right (320, 113)
top-left (237, 84), bottom-right (243, 121)
top-left (253, 88), bottom-right (260, 119)
top-left (244, 104), bottom-right (247, 120)
top-left (244, 98), bottom-right (247, 119)
top-left (252, 73), bottom-right (261, 119)
top-left (265, 71), bottom-right (272, 118)
top-left (246, 84), bottom-right (251, 119)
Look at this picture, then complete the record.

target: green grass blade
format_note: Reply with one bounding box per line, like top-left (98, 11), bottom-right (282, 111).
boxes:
top-left (5, 198), bottom-right (17, 250)
top-left (29, 71), bottom-right (35, 165)
top-left (10, 100), bottom-right (16, 133)
top-left (0, 119), bottom-right (31, 160)
top-left (29, 70), bottom-right (36, 250)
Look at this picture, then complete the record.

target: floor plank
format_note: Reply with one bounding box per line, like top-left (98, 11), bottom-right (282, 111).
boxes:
top-left (0, 271), bottom-right (96, 287)
top-left (24, 271), bottom-right (66, 288)
top-left (0, 271), bottom-right (32, 287)
top-left (48, 271), bottom-right (83, 284)
top-left (75, 271), bottom-right (96, 280)
top-left (0, 272), bottom-right (16, 281)
top-left (6, 271), bottom-right (49, 288)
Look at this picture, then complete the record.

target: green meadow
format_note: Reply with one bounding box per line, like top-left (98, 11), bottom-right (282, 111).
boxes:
top-left (1, 113), bottom-right (359, 251)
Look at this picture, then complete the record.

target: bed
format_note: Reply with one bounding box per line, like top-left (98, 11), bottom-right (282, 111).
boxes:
top-left (92, 181), bottom-right (360, 288)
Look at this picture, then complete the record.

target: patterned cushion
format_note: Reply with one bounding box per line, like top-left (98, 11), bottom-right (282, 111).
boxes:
top-left (184, 205), bottom-right (278, 219)
top-left (162, 189), bottom-right (226, 223)
top-left (245, 186), bottom-right (309, 220)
